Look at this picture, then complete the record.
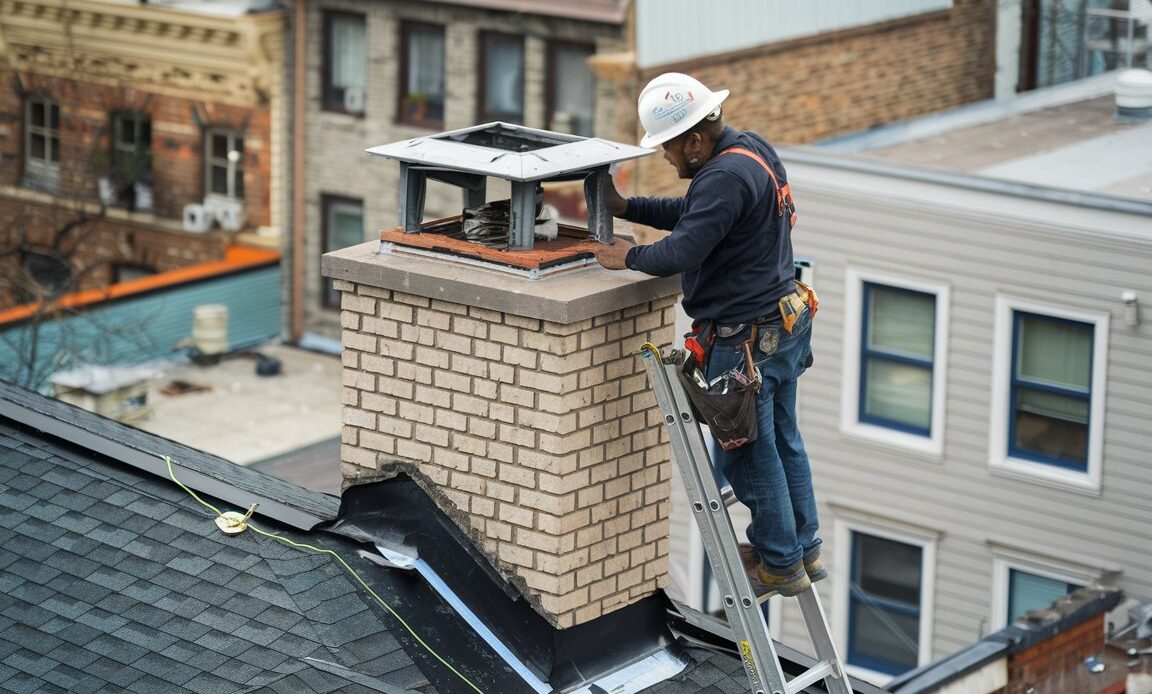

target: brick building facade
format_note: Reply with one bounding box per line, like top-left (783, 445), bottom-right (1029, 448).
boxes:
top-left (297, 0), bottom-right (629, 341)
top-left (0, 0), bottom-right (284, 308)
top-left (603, 0), bottom-right (997, 201)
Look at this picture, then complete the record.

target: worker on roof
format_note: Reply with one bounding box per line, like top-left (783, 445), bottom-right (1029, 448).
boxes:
top-left (594, 73), bottom-right (823, 598)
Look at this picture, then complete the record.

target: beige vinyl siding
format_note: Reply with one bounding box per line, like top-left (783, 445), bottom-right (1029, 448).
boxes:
top-left (768, 155), bottom-right (1152, 667)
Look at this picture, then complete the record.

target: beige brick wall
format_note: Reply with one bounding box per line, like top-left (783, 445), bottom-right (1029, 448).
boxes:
top-left (336, 278), bottom-right (677, 628)
top-left (302, 0), bottom-right (628, 339)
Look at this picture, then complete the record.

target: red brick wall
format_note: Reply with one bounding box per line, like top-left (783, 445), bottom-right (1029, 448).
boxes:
top-left (0, 194), bottom-right (230, 307)
top-left (623, 0), bottom-right (996, 199)
top-left (0, 68), bottom-right (272, 226)
top-left (1005, 613), bottom-right (1105, 694)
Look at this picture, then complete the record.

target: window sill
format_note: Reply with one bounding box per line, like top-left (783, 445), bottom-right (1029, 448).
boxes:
top-left (989, 457), bottom-right (1101, 496)
top-left (840, 421), bottom-right (943, 459)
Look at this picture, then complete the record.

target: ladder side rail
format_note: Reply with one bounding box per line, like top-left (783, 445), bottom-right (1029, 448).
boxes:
top-left (792, 588), bottom-right (852, 694)
top-left (641, 351), bottom-right (787, 694)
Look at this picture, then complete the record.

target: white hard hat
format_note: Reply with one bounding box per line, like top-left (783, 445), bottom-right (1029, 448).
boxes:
top-left (637, 73), bottom-right (729, 148)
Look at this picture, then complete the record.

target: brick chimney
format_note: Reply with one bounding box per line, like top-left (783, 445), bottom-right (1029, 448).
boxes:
top-left (324, 240), bottom-right (680, 628)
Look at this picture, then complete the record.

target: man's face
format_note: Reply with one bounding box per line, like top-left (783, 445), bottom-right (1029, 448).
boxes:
top-left (661, 133), bottom-right (692, 180)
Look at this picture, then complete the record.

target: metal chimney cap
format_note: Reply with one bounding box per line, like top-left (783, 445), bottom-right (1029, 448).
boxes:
top-left (365, 122), bottom-right (653, 182)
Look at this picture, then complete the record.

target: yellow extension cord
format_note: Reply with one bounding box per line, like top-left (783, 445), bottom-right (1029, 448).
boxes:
top-left (161, 455), bottom-right (485, 694)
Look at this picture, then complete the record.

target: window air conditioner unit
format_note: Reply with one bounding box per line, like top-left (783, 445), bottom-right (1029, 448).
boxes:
top-left (183, 203), bottom-right (212, 233)
top-left (344, 86), bottom-right (365, 113)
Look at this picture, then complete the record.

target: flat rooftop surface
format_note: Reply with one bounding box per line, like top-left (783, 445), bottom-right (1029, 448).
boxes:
top-left (820, 74), bottom-right (1152, 201)
top-left (133, 343), bottom-right (343, 494)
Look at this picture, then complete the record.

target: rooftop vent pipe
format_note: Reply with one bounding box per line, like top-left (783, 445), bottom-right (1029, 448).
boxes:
top-left (1116, 69), bottom-right (1152, 122)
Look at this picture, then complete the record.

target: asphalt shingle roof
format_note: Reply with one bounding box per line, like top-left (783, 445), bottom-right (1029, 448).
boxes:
top-left (0, 419), bottom-right (432, 694)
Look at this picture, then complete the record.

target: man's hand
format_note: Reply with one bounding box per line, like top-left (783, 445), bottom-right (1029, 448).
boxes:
top-left (593, 238), bottom-right (635, 270)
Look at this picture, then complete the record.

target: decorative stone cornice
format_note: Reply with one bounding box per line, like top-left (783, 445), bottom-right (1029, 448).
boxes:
top-left (0, 0), bottom-right (284, 106)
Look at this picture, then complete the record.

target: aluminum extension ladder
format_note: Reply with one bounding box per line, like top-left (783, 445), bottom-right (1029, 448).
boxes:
top-left (640, 343), bottom-right (851, 694)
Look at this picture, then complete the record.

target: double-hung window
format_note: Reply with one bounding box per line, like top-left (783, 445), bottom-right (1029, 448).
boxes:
top-left (205, 129), bottom-right (244, 199)
top-left (843, 271), bottom-right (949, 454)
top-left (322, 196), bottom-right (363, 309)
top-left (399, 22), bottom-right (445, 127)
top-left (847, 531), bottom-right (926, 676)
top-left (480, 32), bottom-right (524, 124)
top-left (24, 96), bottom-right (60, 191)
top-left (324, 12), bottom-right (366, 114)
top-left (1010, 312), bottom-right (1093, 469)
top-left (109, 111), bottom-right (153, 210)
top-left (547, 41), bottom-right (596, 136)
top-left (991, 298), bottom-right (1107, 491)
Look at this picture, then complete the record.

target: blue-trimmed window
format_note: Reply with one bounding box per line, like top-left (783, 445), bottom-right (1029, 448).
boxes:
top-left (848, 532), bottom-right (921, 675)
top-left (1009, 312), bottom-right (1093, 470)
top-left (860, 283), bottom-right (936, 434)
top-left (1007, 569), bottom-right (1080, 624)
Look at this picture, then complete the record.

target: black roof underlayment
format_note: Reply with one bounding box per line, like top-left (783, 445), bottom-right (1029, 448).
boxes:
top-left (0, 380), bottom-right (884, 693)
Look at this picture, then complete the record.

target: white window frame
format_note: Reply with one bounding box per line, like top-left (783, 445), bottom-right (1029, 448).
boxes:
top-left (24, 96), bottom-right (61, 188)
top-left (833, 517), bottom-right (937, 685)
top-left (841, 268), bottom-right (950, 457)
top-left (988, 296), bottom-right (1108, 494)
top-left (204, 128), bottom-right (244, 200)
top-left (990, 552), bottom-right (1095, 631)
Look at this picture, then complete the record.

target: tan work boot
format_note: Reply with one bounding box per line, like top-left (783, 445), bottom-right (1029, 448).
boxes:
top-left (738, 544), bottom-right (810, 598)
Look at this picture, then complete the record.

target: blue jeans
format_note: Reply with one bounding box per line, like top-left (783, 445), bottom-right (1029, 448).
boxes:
top-left (705, 307), bottom-right (820, 572)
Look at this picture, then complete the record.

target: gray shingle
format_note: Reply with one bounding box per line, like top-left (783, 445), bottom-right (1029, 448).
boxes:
top-left (39, 595), bottom-right (90, 621)
top-left (0, 489), bottom-right (36, 512)
top-left (121, 580), bottom-right (170, 605)
top-left (0, 602), bottom-right (54, 630)
top-left (86, 525), bottom-right (136, 549)
top-left (0, 535), bottom-right (54, 563)
top-left (232, 622), bottom-right (281, 648)
top-left (50, 621), bottom-right (101, 647)
top-left (149, 567), bottom-right (202, 593)
top-left (75, 608), bottom-right (129, 634)
top-left (124, 498), bottom-right (176, 522)
top-left (315, 610), bottom-right (386, 648)
top-left (121, 602), bottom-right (174, 630)
top-left (122, 538), bottom-right (181, 565)
top-left (182, 672), bottom-right (239, 694)
top-left (83, 658), bottom-right (146, 689)
top-left (22, 502), bottom-right (67, 524)
top-left (165, 555), bottom-right (214, 577)
top-left (124, 673), bottom-right (176, 694)
top-left (192, 606), bottom-right (249, 634)
top-left (221, 592), bottom-right (270, 620)
top-left (252, 604), bottom-right (304, 632)
top-left (86, 566), bottom-right (135, 593)
top-left (39, 663), bottom-right (95, 693)
top-left (5, 558), bottom-right (60, 585)
top-left (42, 550), bottom-right (100, 580)
top-left (1, 648), bottom-right (54, 676)
top-left (130, 652), bottom-right (200, 686)
top-left (110, 623), bottom-right (177, 652)
top-left (233, 643), bottom-right (290, 671)
top-left (156, 616), bottom-right (211, 643)
top-left (86, 634), bottom-right (147, 665)
top-left (44, 641), bottom-right (99, 670)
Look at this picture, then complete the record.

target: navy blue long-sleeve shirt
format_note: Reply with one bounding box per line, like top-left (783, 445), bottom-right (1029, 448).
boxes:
top-left (623, 127), bottom-right (795, 324)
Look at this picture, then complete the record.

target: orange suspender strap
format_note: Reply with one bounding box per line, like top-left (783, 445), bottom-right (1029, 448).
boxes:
top-left (719, 146), bottom-right (798, 228)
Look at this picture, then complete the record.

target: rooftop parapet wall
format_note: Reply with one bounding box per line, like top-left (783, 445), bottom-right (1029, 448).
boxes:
top-left (324, 240), bottom-right (681, 628)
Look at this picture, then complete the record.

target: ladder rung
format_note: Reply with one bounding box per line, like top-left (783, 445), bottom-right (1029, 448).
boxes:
top-left (720, 485), bottom-right (737, 508)
top-left (784, 660), bottom-right (836, 694)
